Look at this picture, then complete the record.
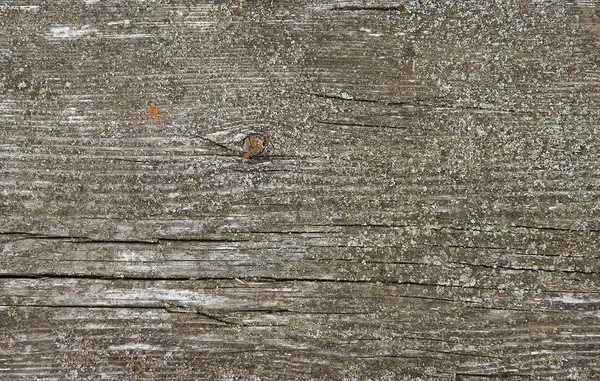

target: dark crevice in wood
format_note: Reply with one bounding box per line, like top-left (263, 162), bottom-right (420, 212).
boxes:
top-left (7, 224), bottom-right (593, 245)
top-left (109, 157), bottom-right (163, 164)
top-left (191, 131), bottom-right (238, 155)
top-left (318, 120), bottom-right (438, 132)
top-left (433, 226), bottom-right (489, 233)
top-left (354, 355), bottom-right (425, 360)
top-left (249, 276), bottom-right (496, 291)
top-left (0, 304), bottom-right (259, 326)
top-left (449, 261), bottom-right (599, 275)
top-left (510, 224), bottom-right (600, 234)
top-left (154, 237), bottom-right (249, 244)
top-left (225, 308), bottom-right (292, 314)
top-left (543, 289), bottom-right (600, 295)
top-left (426, 102), bottom-right (532, 114)
top-left (347, 335), bottom-right (455, 343)
top-left (312, 223), bottom-right (415, 229)
top-left (219, 349), bottom-right (304, 355)
top-left (429, 243), bottom-right (510, 251)
top-left (107, 154), bottom-right (241, 163)
top-left (0, 273), bottom-right (496, 292)
top-left (468, 305), bottom-right (538, 312)
top-left (305, 92), bottom-right (381, 104)
top-left (289, 311), bottom-right (370, 315)
top-left (453, 371), bottom-right (532, 379)
top-left (311, 222), bottom-right (571, 236)
top-left (438, 223), bottom-right (598, 235)
top-left (237, 154), bottom-right (296, 160)
top-left (430, 244), bottom-right (600, 260)
top-left (408, 336), bottom-right (455, 343)
top-left (306, 258), bottom-right (428, 266)
top-left (252, 229), bottom-right (339, 235)
top-left (407, 294), bottom-right (464, 303)
top-left (0, 231), bottom-right (247, 244)
top-left (427, 349), bottom-right (503, 359)
top-left (332, 6), bottom-right (406, 12)
top-left (356, 349), bottom-right (503, 360)
top-left (0, 273), bottom-right (232, 282)
top-left (306, 92), bottom-right (531, 114)
top-left (30, 258), bottom-right (240, 264)
top-left (1, 231), bottom-right (111, 243)
top-left (440, 224), bottom-right (600, 235)
top-left (227, 167), bottom-right (297, 173)
top-left (318, 120), bottom-right (410, 130)
top-left (0, 304), bottom-right (163, 310)
top-left (190, 309), bottom-right (241, 326)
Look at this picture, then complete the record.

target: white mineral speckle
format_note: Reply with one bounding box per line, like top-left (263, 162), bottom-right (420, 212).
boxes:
top-left (49, 25), bottom-right (97, 39)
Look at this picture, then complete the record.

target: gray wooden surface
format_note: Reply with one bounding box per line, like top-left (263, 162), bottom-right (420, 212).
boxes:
top-left (1, 0), bottom-right (600, 379)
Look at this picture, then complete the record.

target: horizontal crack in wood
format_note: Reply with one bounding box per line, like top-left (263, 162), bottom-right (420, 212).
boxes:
top-left (0, 273), bottom-right (497, 292)
top-left (305, 92), bottom-right (532, 114)
top-left (0, 231), bottom-right (246, 244)
top-left (449, 261), bottom-right (599, 275)
top-left (332, 5), bottom-right (406, 12)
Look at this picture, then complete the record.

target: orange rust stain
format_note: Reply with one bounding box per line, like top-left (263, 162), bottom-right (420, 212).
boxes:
top-left (242, 153), bottom-right (250, 159)
top-left (247, 138), bottom-right (261, 151)
top-left (145, 104), bottom-right (160, 118)
top-left (242, 135), bottom-right (265, 158)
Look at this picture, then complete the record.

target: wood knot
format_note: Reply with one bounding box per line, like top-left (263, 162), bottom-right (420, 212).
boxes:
top-left (242, 134), bottom-right (266, 159)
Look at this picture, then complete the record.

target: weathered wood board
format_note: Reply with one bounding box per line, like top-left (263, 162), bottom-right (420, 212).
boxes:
top-left (1, 0), bottom-right (600, 379)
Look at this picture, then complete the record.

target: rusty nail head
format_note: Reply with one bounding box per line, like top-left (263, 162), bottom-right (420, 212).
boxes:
top-left (242, 134), bottom-right (266, 157)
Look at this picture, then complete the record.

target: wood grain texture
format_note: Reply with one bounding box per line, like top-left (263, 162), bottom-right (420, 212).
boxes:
top-left (1, 0), bottom-right (600, 379)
